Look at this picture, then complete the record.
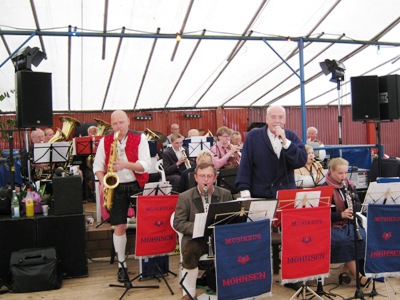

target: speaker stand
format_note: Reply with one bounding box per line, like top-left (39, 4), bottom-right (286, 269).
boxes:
top-left (109, 260), bottom-right (159, 300)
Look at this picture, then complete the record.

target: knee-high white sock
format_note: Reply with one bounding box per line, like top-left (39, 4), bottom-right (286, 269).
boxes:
top-left (181, 267), bottom-right (199, 297)
top-left (113, 233), bottom-right (127, 268)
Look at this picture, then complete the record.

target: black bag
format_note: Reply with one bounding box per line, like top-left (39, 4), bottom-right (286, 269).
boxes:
top-left (0, 187), bottom-right (11, 215)
top-left (10, 247), bottom-right (62, 293)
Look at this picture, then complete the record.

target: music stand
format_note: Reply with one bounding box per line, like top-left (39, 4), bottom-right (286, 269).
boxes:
top-left (109, 258), bottom-right (159, 300)
top-left (362, 183), bottom-right (400, 299)
top-left (185, 136), bottom-right (213, 158)
top-left (134, 195), bottom-right (179, 295)
top-left (142, 182), bottom-right (172, 196)
top-left (278, 189), bottom-right (333, 300)
top-left (33, 142), bottom-right (70, 177)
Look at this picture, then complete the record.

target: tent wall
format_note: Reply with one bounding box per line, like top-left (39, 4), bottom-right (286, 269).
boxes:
top-left (1, 106), bottom-right (399, 157)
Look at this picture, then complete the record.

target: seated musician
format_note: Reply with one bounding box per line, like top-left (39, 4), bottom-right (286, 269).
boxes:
top-left (294, 145), bottom-right (326, 188)
top-left (178, 150), bottom-right (213, 193)
top-left (21, 128), bottom-right (51, 181)
top-left (323, 158), bottom-right (370, 287)
top-left (162, 134), bottom-right (194, 192)
top-left (174, 162), bottom-right (232, 300)
top-left (210, 126), bottom-right (240, 169)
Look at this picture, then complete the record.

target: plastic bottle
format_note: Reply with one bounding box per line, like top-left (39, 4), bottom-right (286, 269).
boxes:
top-left (11, 190), bottom-right (20, 218)
top-left (25, 188), bottom-right (35, 217)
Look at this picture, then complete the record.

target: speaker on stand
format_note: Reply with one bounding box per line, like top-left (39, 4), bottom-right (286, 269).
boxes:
top-left (15, 71), bottom-right (53, 128)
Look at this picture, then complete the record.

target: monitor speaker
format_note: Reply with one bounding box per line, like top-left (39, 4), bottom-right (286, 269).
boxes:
top-left (52, 175), bottom-right (83, 215)
top-left (379, 74), bottom-right (400, 120)
top-left (0, 218), bottom-right (36, 281)
top-left (351, 76), bottom-right (380, 121)
top-left (15, 71), bottom-right (53, 128)
top-left (36, 214), bottom-right (87, 278)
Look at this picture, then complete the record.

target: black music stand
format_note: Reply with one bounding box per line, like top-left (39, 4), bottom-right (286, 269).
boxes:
top-left (109, 257), bottom-right (159, 300)
top-left (33, 142), bottom-right (70, 175)
top-left (186, 136), bottom-right (213, 158)
top-left (136, 256), bottom-right (177, 295)
top-left (362, 184), bottom-right (400, 299)
top-left (142, 182), bottom-right (172, 196)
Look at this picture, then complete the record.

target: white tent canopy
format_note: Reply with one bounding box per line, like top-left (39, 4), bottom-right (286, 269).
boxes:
top-left (1, 0), bottom-right (400, 112)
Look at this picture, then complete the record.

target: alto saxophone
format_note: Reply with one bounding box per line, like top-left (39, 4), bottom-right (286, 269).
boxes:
top-left (103, 131), bottom-right (120, 211)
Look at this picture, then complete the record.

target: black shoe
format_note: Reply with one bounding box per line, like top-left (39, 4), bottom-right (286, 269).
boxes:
top-left (117, 268), bottom-right (127, 282)
top-left (284, 282), bottom-right (302, 291)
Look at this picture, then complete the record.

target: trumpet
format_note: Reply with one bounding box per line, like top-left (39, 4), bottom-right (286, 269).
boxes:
top-left (180, 147), bottom-right (191, 169)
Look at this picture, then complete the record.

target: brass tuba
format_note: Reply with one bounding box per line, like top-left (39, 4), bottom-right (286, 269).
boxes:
top-left (94, 118), bottom-right (111, 136)
top-left (103, 131), bottom-right (120, 211)
top-left (48, 116), bottom-right (80, 143)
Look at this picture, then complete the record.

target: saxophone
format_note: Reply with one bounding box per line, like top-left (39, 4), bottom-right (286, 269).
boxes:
top-left (103, 131), bottom-right (120, 211)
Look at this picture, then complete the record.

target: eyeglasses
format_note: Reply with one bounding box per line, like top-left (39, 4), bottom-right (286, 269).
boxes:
top-left (196, 174), bottom-right (215, 179)
top-left (221, 135), bottom-right (230, 138)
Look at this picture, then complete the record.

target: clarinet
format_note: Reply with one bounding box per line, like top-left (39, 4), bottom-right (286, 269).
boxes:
top-left (343, 180), bottom-right (363, 241)
top-left (204, 186), bottom-right (214, 257)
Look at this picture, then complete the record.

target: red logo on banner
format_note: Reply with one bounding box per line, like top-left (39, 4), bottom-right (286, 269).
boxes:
top-left (382, 232), bottom-right (392, 240)
top-left (238, 255), bottom-right (250, 264)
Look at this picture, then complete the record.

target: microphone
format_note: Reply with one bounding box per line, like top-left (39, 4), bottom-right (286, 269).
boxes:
top-left (274, 125), bottom-right (283, 143)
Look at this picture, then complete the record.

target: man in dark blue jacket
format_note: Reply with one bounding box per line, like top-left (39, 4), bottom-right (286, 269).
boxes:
top-left (236, 105), bottom-right (307, 199)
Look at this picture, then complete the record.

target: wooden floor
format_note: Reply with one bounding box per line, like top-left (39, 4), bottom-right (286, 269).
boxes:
top-left (1, 203), bottom-right (399, 299)
top-left (2, 255), bottom-right (399, 300)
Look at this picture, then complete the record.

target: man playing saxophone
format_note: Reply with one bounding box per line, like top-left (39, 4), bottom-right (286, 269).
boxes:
top-left (93, 110), bottom-right (151, 283)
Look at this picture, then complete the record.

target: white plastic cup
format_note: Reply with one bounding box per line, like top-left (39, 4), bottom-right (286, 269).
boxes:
top-left (42, 204), bottom-right (49, 216)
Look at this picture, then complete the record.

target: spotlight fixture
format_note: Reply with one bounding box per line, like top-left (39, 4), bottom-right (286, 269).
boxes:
top-left (11, 46), bottom-right (46, 72)
top-left (134, 115), bottom-right (152, 121)
top-left (319, 59), bottom-right (346, 83)
top-left (183, 113), bottom-right (201, 118)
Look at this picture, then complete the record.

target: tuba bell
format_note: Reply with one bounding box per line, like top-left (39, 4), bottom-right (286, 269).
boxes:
top-left (94, 118), bottom-right (111, 136)
top-left (48, 116), bottom-right (80, 143)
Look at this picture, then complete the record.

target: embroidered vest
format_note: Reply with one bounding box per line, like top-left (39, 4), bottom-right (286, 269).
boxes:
top-left (104, 132), bottom-right (149, 187)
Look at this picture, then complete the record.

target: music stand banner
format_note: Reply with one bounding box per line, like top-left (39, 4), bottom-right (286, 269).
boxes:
top-left (135, 195), bottom-right (178, 257)
top-left (214, 219), bottom-right (272, 300)
top-left (281, 206), bottom-right (331, 283)
top-left (365, 204), bottom-right (400, 277)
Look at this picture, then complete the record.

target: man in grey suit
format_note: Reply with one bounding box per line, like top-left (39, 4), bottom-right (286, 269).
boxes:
top-left (173, 161), bottom-right (232, 300)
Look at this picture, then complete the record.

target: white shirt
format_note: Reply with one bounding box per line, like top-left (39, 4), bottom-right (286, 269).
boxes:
top-left (93, 133), bottom-right (152, 183)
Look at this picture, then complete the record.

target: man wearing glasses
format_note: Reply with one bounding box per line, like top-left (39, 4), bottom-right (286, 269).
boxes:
top-left (173, 161), bottom-right (232, 300)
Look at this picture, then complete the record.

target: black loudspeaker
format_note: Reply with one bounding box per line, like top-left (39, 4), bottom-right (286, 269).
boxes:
top-left (36, 214), bottom-right (87, 278)
top-left (15, 71), bottom-right (53, 128)
top-left (351, 76), bottom-right (381, 121)
top-left (0, 218), bottom-right (36, 281)
top-left (379, 74), bottom-right (400, 120)
top-left (52, 175), bottom-right (83, 215)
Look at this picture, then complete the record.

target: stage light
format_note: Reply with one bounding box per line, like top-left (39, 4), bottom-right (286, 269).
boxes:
top-left (134, 114), bottom-right (152, 121)
top-left (319, 59), bottom-right (346, 83)
top-left (183, 113), bottom-right (201, 118)
top-left (11, 46), bottom-right (46, 72)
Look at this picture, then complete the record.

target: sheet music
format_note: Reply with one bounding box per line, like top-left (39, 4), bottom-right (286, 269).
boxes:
top-left (247, 200), bottom-right (278, 221)
top-left (142, 181), bottom-right (172, 196)
top-left (294, 191), bottom-right (321, 208)
top-left (188, 136), bottom-right (211, 157)
top-left (192, 212), bottom-right (207, 238)
top-left (362, 181), bottom-right (400, 213)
